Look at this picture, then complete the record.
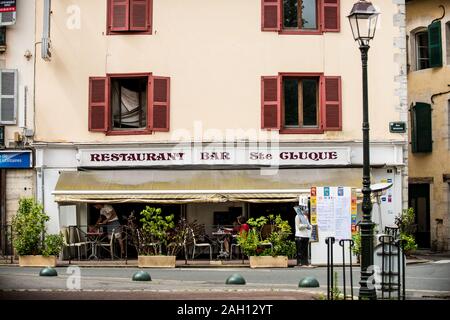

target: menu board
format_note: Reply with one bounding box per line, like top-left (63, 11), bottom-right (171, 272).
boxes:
top-left (310, 186), bottom-right (353, 241)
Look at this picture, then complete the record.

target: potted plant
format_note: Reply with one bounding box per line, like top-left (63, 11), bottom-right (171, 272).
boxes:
top-left (12, 197), bottom-right (64, 267)
top-left (131, 207), bottom-right (189, 268)
top-left (395, 208), bottom-right (418, 256)
top-left (237, 215), bottom-right (295, 268)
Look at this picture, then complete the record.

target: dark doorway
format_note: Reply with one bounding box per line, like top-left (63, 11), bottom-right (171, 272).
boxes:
top-left (408, 184), bottom-right (430, 248)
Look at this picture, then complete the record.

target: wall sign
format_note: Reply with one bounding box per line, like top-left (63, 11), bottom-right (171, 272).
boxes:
top-left (389, 122), bottom-right (406, 133)
top-left (0, 0), bottom-right (16, 12)
top-left (78, 147), bottom-right (351, 167)
top-left (0, 150), bottom-right (32, 168)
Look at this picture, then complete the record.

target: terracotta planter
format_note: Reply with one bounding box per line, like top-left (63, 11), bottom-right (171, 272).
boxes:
top-left (249, 256), bottom-right (288, 268)
top-left (19, 255), bottom-right (57, 267)
top-left (138, 255), bottom-right (176, 268)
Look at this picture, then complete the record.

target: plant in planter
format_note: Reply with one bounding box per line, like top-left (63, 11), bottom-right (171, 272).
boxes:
top-left (12, 197), bottom-right (63, 267)
top-left (237, 214), bottom-right (295, 268)
top-left (129, 206), bottom-right (192, 267)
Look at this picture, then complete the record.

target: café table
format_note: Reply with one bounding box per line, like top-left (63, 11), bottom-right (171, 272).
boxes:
top-left (211, 229), bottom-right (232, 259)
top-left (86, 232), bottom-right (105, 260)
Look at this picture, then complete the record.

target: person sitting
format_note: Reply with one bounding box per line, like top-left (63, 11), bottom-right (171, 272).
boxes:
top-left (224, 216), bottom-right (249, 255)
top-left (94, 204), bottom-right (125, 257)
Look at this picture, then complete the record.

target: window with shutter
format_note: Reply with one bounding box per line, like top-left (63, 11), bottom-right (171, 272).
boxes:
top-left (262, 0), bottom-right (281, 31)
top-left (323, 76), bottom-right (342, 130)
top-left (0, 69), bottom-right (17, 125)
top-left (263, 0), bottom-right (340, 34)
top-left (411, 102), bottom-right (432, 153)
top-left (428, 21), bottom-right (442, 68)
top-left (322, 0), bottom-right (339, 32)
top-left (88, 77), bottom-right (108, 132)
top-left (261, 76), bottom-right (281, 130)
top-left (89, 73), bottom-right (171, 135)
top-left (107, 0), bottom-right (152, 34)
top-left (150, 76), bottom-right (170, 132)
top-left (262, 73), bottom-right (342, 134)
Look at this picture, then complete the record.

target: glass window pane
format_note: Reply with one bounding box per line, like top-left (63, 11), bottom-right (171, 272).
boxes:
top-left (301, 0), bottom-right (317, 30)
top-left (283, 78), bottom-right (299, 127)
top-left (302, 79), bottom-right (317, 126)
top-left (283, 0), bottom-right (298, 28)
top-left (416, 32), bottom-right (428, 47)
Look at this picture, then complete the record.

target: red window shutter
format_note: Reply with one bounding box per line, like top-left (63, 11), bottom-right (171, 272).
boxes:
top-left (322, 0), bottom-right (340, 32)
top-left (88, 77), bottom-right (108, 132)
top-left (110, 0), bottom-right (130, 32)
top-left (150, 76), bottom-right (170, 132)
top-left (261, 76), bottom-right (281, 130)
top-left (261, 0), bottom-right (281, 32)
top-left (322, 76), bottom-right (342, 131)
top-left (130, 0), bottom-right (151, 32)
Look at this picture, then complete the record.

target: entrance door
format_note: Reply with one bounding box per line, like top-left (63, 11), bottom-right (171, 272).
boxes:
top-left (408, 184), bottom-right (430, 248)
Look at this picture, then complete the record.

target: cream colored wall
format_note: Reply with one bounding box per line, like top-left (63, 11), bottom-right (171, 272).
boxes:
top-left (34, 0), bottom-right (404, 143)
top-left (406, 0), bottom-right (450, 250)
top-left (2, 0), bottom-right (35, 145)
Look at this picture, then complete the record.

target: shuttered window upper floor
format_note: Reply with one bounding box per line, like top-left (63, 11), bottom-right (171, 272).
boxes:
top-left (262, 0), bottom-right (340, 34)
top-left (107, 0), bottom-right (152, 35)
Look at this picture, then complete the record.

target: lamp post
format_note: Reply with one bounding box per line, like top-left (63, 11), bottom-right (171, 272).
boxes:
top-left (347, 0), bottom-right (380, 300)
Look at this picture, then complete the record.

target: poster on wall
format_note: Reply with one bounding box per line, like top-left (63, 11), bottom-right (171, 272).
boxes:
top-left (311, 186), bottom-right (352, 241)
top-left (0, 0), bottom-right (16, 12)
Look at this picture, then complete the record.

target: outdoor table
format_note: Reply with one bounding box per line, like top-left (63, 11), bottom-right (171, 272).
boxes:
top-left (211, 230), bottom-right (232, 259)
top-left (86, 232), bottom-right (105, 260)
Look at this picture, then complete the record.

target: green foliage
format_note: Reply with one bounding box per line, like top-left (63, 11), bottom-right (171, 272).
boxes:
top-left (399, 233), bottom-right (418, 254)
top-left (237, 214), bottom-right (296, 258)
top-left (352, 232), bottom-right (361, 258)
top-left (139, 207), bottom-right (175, 255)
top-left (42, 233), bottom-right (64, 256)
top-left (395, 208), bottom-right (418, 255)
top-left (12, 198), bottom-right (50, 256)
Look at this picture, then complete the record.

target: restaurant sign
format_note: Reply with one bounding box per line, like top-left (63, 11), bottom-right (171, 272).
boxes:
top-left (78, 147), bottom-right (351, 167)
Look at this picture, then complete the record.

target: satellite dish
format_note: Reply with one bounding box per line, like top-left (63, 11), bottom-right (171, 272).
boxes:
top-left (370, 182), bottom-right (393, 193)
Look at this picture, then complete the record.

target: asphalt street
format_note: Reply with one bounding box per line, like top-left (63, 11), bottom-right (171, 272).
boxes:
top-left (0, 259), bottom-right (449, 300)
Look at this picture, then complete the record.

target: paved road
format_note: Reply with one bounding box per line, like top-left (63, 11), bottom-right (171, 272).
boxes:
top-left (0, 260), bottom-right (449, 300)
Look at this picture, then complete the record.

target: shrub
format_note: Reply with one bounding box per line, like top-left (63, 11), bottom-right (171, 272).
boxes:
top-left (395, 208), bottom-right (418, 255)
top-left (11, 197), bottom-right (62, 256)
top-left (42, 233), bottom-right (64, 256)
top-left (237, 214), bottom-right (296, 257)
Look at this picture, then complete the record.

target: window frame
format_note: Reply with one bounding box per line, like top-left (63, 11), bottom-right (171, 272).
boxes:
top-left (280, 0), bottom-right (322, 35)
top-left (279, 72), bottom-right (324, 134)
top-left (106, 72), bottom-right (152, 136)
top-left (106, 0), bottom-right (153, 35)
top-left (415, 30), bottom-right (430, 70)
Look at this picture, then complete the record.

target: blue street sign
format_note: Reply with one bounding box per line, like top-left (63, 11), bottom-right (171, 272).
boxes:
top-left (0, 151), bottom-right (32, 168)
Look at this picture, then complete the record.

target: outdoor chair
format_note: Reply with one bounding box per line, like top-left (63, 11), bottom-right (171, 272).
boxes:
top-left (190, 228), bottom-right (212, 260)
top-left (96, 229), bottom-right (116, 260)
top-left (61, 226), bottom-right (91, 260)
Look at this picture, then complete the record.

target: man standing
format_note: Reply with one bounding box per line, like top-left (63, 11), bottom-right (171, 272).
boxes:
top-left (294, 202), bottom-right (312, 267)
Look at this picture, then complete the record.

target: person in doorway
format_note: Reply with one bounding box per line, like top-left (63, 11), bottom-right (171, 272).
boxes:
top-left (94, 204), bottom-right (125, 257)
top-left (224, 215), bottom-right (250, 255)
top-left (294, 204), bottom-right (312, 267)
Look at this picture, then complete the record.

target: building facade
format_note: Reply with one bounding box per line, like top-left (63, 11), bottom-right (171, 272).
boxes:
top-left (0, 0), bottom-right (35, 240)
top-left (406, 0), bottom-right (450, 251)
top-left (33, 0), bottom-right (408, 248)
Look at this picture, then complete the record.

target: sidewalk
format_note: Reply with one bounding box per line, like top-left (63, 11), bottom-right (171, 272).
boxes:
top-left (0, 256), bottom-right (431, 267)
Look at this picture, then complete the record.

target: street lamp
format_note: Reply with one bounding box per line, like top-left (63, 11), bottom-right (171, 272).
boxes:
top-left (347, 0), bottom-right (380, 300)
